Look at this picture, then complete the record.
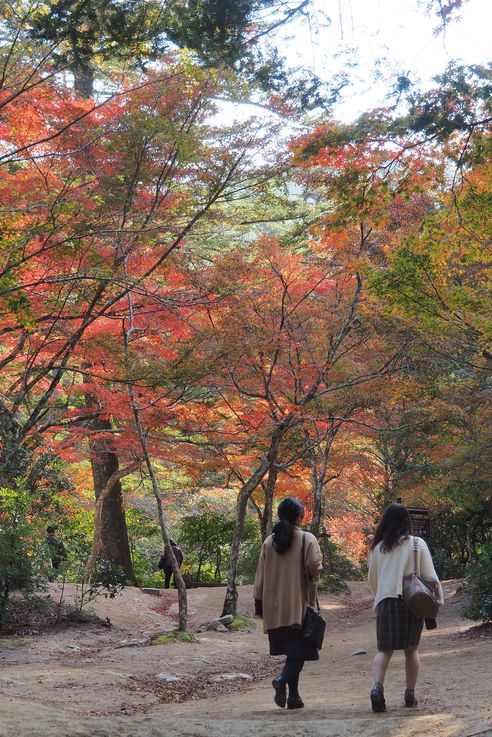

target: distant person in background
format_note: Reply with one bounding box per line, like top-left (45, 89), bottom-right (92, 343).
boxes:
top-left (45, 525), bottom-right (67, 581)
top-left (368, 503), bottom-right (444, 713)
top-left (254, 497), bottom-right (323, 710)
top-left (158, 540), bottom-right (183, 588)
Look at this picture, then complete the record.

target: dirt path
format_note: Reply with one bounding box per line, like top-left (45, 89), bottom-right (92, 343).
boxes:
top-left (0, 581), bottom-right (490, 737)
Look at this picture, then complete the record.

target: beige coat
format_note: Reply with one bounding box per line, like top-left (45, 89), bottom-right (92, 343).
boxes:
top-left (253, 527), bottom-right (323, 633)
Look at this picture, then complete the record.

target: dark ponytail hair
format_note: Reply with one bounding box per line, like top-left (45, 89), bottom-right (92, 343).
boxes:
top-left (370, 502), bottom-right (412, 553)
top-left (271, 497), bottom-right (304, 554)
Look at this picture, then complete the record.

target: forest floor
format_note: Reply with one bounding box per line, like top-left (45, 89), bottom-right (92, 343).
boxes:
top-left (0, 579), bottom-right (490, 737)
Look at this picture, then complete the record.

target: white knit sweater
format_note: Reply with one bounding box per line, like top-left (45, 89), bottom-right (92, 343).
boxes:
top-left (368, 535), bottom-right (444, 610)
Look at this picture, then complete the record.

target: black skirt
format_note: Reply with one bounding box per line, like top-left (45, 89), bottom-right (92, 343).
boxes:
top-left (268, 626), bottom-right (319, 661)
top-left (376, 597), bottom-right (424, 651)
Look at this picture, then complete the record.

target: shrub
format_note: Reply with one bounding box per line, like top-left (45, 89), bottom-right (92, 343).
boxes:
top-left (2, 592), bottom-right (52, 633)
top-left (430, 501), bottom-right (492, 579)
top-left (432, 549), bottom-right (466, 580)
top-left (0, 487), bottom-right (46, 625)
top-left (58, 509), bottom-right (94, 583)
top-left (317, 571), bottom-right (349, 594)
top-left (70, 560), bottom-right (127, 617)
top-left (130, 545), bottom-right (164, 588)
top-left (321, 537), bottom-right (366, 581)
top-left (179, 512), bottom-right (260, 584)
top-left (461, 546), bottom-right (492, 624)
top-left (237, 536), bottom-right (262, 585)
top-left (126, 509), bottom-right (163, 586)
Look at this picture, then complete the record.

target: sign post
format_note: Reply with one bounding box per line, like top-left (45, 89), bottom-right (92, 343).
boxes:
top-left (407, 507), bottom-right (431, 541)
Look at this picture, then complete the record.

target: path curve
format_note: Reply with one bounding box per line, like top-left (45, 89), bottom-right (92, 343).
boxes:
top-left (0, 581), bottom-right (490, 737)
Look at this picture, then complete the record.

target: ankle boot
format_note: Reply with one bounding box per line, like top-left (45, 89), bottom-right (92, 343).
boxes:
top-left (404, 688), bottom-right (418, 707)
top-left (370, 682), bottom-right (386, 713)
top-left (287, 695), bottom-right (304, 709)
top-left (272, 677), bottom-right (286, 708)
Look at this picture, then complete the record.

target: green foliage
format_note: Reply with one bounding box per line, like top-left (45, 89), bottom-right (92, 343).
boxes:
top-left (183, 562), bottom-right (216, 584)
top-left (130, 548), bottom-right (165, 588)
top-left (461, 546), bottom-right (492, 624)
top-left (430, 503), bottom-right (492, 579)
top-left (91, 560), bottom-right (127, 593)
top-left (164, 1), bottom-right (337, 111)
top-left (30, 0), bottom-right (287, 75)
top-left (151, 630), bottom-right (197, 645)
top-left (126, 509), bottom-right (162, 586)
top-left (163, 0), bottom-right (273, 66)
top-left (317, 571), bottom-right (349, 594)
top-left (27, 0), bottom-right (281, 80)
top-left (179, 511), bottom-right (259, 584)
top-left (322, 538), bottom-right (366, 581)
top-left (59, 510), bottom-right (93, 583)
top-left (23, 0), bottom-right (330, 110)
top-left (29, 0), bottom-right (168, 70)
top-left (432, 550), bottom-right (466, 580)
top-left (236, 535), bottom-right (262, 584)
top-left (0, 419), bottom-right (72, 502)
top-left (368, 245), bottom-right (440, 328)
top-left (71, 560), bottom-right (127, 615)
top-left (0, 487), bottom-right (46, 625)
top-left (404, 63), bottom-right (492, 140)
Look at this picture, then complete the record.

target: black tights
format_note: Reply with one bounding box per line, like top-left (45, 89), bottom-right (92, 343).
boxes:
top-left (164, 569), bottom-right (175, 588)
top-left (279, 657), bottom-right (304, 698)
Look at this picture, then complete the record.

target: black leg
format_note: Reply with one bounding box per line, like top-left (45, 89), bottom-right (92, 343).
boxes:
top-left (280, 658), bottom-right (304, 699)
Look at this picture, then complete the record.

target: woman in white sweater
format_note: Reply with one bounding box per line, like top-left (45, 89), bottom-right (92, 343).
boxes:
top-left (368, 503), bottom-right (444, 712)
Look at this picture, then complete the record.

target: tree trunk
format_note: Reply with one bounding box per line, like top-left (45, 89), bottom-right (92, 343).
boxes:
top-left (465, 519), bottom-right (477, 565)
top-left (309, 428), bottom-right (337, 537)
top-left (129, 411), bottom-right (188, 630)
top-left (153, 475), bottom-right (188, 631)
top-left (310, 448), bottom-right (323, 537)
top-left (315, 523), bottom-right (334, 573)
top-left (123, 293), bottom-right (188, 630)
top-left (70, 33), bottom-right (129, 584)
top-left (260, 462), bottom-right (278, 541)
top-left (0, 400), bottom-right (25, 489)
top-left (88, 414), bottom-right (135, 581)
top-left (311, 478), bottom-right (323, 537)
top-left (221, 485), bottom-right (251, 617)
top-left (72, 63), bottom-right (94, 98)
top-left (73, 44), bottom-right (132, 584)
top-left (221, 420), bottom-right (290, 617)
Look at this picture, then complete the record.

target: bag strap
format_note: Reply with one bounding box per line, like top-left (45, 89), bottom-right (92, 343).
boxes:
top-left (301, 532), bottom-right (320, 612)
top-left (412, 536), bottom-right (419, 577)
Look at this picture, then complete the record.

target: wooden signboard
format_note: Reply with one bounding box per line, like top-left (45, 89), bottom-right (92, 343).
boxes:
top-left (407, 507), bottom-right (431, 541)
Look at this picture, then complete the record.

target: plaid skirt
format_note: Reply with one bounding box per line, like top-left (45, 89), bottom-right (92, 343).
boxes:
top-left (376, 597), bottom-right (423, 651)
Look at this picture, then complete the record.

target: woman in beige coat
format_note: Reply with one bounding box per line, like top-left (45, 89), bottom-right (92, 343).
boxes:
top-left (254, 497), bottom-right (323, 709)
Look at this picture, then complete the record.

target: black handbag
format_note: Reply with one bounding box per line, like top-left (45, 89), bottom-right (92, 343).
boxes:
top-left (301, 533), bottom-right (326, 649)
